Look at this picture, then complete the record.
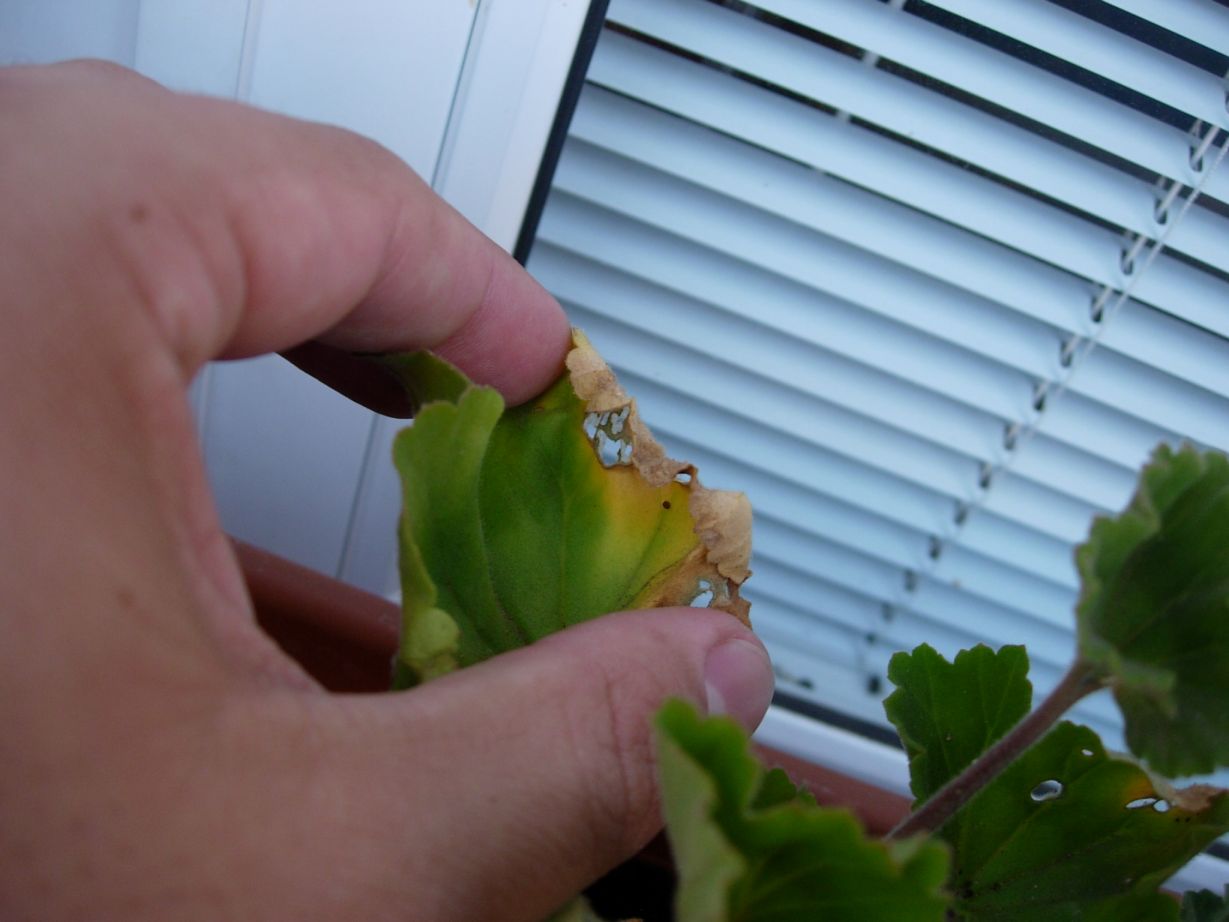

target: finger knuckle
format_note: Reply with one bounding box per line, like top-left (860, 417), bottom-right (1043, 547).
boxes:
top-left (567, 662), bottom-right (663, 859)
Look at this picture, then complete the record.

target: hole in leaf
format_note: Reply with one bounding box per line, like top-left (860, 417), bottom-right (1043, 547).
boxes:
top-left (1126, 797), bottom-right (1157, 810)
top-left (1030, 780), bottom-right (1063, 802)
top-left (585, 410), bottom-right (634, 468)
top-left (1080, 749), bottom-right (1094, 757)
top-left (608, 406), bottom-right (628, 435)
top-left (691, 580), bottom-right (714, 607)
top-left (675, 471), bottom-right (692, 484)
top-left (1154, 799), bottom-right (1171, 813)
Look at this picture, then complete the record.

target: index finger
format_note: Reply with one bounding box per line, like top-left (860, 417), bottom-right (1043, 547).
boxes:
top-left (10, 61), bottom-right (570, 406)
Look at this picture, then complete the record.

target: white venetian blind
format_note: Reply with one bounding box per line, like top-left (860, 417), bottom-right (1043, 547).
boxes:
top-left (525, 0), bottom-right (1229, 757)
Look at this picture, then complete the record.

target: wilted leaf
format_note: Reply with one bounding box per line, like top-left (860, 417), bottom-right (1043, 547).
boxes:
top-left (884, 643), bottom-right (1032, 806)
top-left (385, 331), bottom-right (752, 686)
top-left (1182, 887), bottom-right (1229, 922)
top-left (1075, 444), bottom-right (1229, 777)
top-left (946, 720), bottom-right (1229, 920)
top-left (656, 699), bottom-right (950, 921)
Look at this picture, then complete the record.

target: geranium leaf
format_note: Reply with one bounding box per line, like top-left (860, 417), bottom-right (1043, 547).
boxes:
top-left (1183, 887), bottom-right (1229, 922)
top-left (946, 719), bottom-right (1229, 920)
top-left (884, 643), bottom-right (1032, 806)
top-left (385, 331), bottom-right (752, 687)
top-left (656, 699), bottom-right (951, 922)
top-left (1075, 444), bottom-right (1229, 776)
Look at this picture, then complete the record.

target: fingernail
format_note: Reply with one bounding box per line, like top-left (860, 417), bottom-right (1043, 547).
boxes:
top-left (704, 637), bottom-right (775, 732)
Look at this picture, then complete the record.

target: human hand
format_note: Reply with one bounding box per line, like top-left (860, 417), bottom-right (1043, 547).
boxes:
top-left (0, 62), bottom-right (774, 921)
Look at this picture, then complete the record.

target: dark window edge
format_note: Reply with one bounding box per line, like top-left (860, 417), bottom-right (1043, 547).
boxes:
top-left (513, 0), bottom-right (611, 265)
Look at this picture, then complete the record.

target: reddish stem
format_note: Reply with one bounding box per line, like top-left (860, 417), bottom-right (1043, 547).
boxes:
top-left (888, 660), bottom-right (1101, 840)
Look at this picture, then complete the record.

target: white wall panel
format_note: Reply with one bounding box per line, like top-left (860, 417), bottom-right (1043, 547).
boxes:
top-left (200, 356), bottom-right (375, 575)
top-left (192, 2), bottom-right (478, 575)
top-left (244, 0), bottom-right (473, 179)
top-left (134, 0), bottom-right (252, 97)
top-left (432, 0), bottom-right (592, 248)
top-left (0, 0), bottom-right (140, 66)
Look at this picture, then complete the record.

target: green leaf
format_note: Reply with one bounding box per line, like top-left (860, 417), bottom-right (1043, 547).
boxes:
top-left (884, 643), bottom-right (1032, 806)
top-left (1183, 887), bottom-right (1229, 922)
top-left (656, 699), bottom-right (951, 921)
top-left (385, 332), bottom-right (753, 686)
top-left (1075, 443), bottom-right (1229, 776)
top-left (946, 720), bottom-right (1229, 920)
top-left (1078, 892), bottom-right (1180, 922)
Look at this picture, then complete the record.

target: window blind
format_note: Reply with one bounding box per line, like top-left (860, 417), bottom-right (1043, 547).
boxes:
top-left (524, 0), bottom-right (1229, 777)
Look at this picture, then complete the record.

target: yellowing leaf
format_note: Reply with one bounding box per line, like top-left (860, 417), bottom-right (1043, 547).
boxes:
top-left (385, 330), bottom-right (751, 686)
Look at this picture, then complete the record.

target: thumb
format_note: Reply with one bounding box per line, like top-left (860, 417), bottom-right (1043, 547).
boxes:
top-left (307, 608), bottom-right (773, 922)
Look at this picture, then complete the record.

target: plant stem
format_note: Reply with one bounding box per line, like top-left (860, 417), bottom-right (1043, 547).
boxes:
top-left (887, 659), bottom-right (1101, 840)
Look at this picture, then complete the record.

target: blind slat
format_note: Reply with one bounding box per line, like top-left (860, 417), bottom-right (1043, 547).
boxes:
top-left (592, 30), bottom-right (1229, 278)
top-left (1134, 254), bottom-right (1229, 340)
top-left (681, 435), bottom-right (1080, 627)
top-left (636, 391), bottom-right (952, 544)
top-left (538, 187), bottom-right (1061, 384)
top-left (1167, 203), bottom-right (1229, 277)
top-left (750, 565), bottom-right (1000, 677)
top-left (1073, 347), bottom-right (1229, 453)
top-left (1040, 390), bottom-right (1181, 474)
top-left (565, 300), bottom-right (995, 488)
top-left (754, 522), bottom-right (1077, 675)
top-left (935, 544), bottom-right (1078, 632)
top-left (617, 374), bottom-right (1082, 591)
top-left (591, 26), bottom-right (1169, 249)
top-left (535, 237), bottom-right (1032, 430)
top-left (980, 470), bottom-right (1102, 545)
top-left (567, 304), bottom-right (977, 496)
top-left (755, 577), bottom-right (1121, 736)
top-left (551, 140), bottom-right (1227, 454)
top-left (609, 0), bottom-right (1229, 205)
top-left (539, 177), bottom-right (1192, 477)
top-left (568, 300), bottom-right (1100, 545)
top-left (742, 0), bottom-right (1229, 203)
top-left (583, 53), bottom-right (1229, 339)
top-left (1099, 0), bottom-right (1229, 57)
top-left (756, 596), bottom-right (1126, 749)
top-left (926, 0), bottom-right (1228, 127)
top-left (538, 240), bottom-right (1143, 514)
top-left (556, 137), bottom-right (1088, 353)
top-left (575, 77), bottom-right (1131, 297)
